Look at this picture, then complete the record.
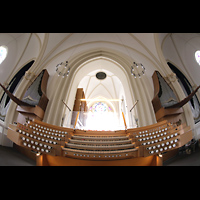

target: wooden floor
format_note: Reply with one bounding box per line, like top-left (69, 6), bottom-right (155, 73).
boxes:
top-left (0, 145), bottom-right (200, 166)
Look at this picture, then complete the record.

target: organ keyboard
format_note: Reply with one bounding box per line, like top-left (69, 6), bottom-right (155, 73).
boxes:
top-left (7, 118), bottom-right (193, 165)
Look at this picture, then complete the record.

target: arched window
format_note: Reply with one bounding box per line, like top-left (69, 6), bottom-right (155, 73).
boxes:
top-left (89, 102), bottom-right (112, 113)
top-left (167, 62), bottom-right (200, 123)
top-left (0, 46), bottom-right (8, 64)
top-left (195, 50), bottom-right (200, 65)
top-left (0, 60), bottom-right (34, 121)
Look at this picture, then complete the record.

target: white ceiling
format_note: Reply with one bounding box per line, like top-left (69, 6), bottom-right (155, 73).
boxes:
top-left (77, 58), bottom-right (126, 111)
top-left (1, 33), bottom-right (200, 98)
top-left (1, 33), bottom-right (200, 128)
top-left (0, 33), bottom-right (166, 85)
top-left (159, 33), bottom-right (200, 86)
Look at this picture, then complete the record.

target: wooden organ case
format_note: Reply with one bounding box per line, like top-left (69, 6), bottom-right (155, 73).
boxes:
top-left (152, 71), bottom-right (200, 123)
top-left (0, 69), bottom-right (49, 124)
top-left (71, 88), bottom-right (87, 128)
top-left (151, 70), bottom-right (200, 161)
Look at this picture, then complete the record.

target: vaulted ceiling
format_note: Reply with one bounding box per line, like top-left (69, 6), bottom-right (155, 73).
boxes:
top-left (1, 33), bottom-right (200, 94)
top-left (78, 58), bottom-right (125, 100)
top-left (0, 33), bottom-right (162, 85)
top-left (158, 33), bottom-right (200, 86)
top-left (1, 33), bottom-right (200, 129)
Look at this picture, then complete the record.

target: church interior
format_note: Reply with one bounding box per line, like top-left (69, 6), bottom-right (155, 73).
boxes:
top-left (0, 33), bottom-right (200, 166)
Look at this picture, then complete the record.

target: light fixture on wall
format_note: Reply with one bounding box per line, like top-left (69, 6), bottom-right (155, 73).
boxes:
top-left (55, 34), bottom-right (88, 78)
top-left (55, 61), bottom-right (70, 78)
top-left (131, 62), bottom-right (146, 78)
top-left (116, 34), bottom-right (146, 79)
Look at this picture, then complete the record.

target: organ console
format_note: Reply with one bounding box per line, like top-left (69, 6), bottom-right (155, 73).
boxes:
top-left (7, 118), bottom-right (193, 166)
top-left (3, 69), bottom-right (196, 165)
top-left (0, 69), bottom-right (49, 123)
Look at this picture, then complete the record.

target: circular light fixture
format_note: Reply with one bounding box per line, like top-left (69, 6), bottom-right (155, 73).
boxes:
top-left (131, 62), bottom-right (145, 78)
top-left (56, 61), bottom-right (70, 78)
top-left (96, 72), bottom-right (107, 80)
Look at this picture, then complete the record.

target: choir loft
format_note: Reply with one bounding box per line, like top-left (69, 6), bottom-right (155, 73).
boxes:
top-left (0, 33), bottom-right (200, 166)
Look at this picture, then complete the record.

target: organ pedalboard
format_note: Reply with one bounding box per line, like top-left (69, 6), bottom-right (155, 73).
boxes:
top-left (7, 119), bottom-right (193, 161)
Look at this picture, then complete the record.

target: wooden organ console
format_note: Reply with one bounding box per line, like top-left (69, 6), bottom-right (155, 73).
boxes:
top-left (7, 118), bottom-right (193, 166)
top-left (3, 70), bottom-right (196, 165)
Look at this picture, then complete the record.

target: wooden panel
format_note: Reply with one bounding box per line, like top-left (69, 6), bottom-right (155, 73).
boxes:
top-left (128, 120), bottom-right (169, 133)
top-left (16, 105), bottom-right (44, 124)
top-left (36, 154), bottom-right (162, 166)
top-left (155, 107), bottom-right (183, 121)
top-left (17, 105), bottom-right (44, 119)
top-left (7, 126), bottom-right (20, 145)
top-left (75, 88), bottom-right (84, 100)
top-left (163, 149), bottom-right (178, 162)
top-left (179, 129), bottom-right (193, 146)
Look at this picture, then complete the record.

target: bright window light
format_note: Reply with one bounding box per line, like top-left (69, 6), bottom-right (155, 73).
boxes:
top-left (84, 101), bottom-right (118, 130)
top-left (0, 46), bottom-right (8, 64)
top-left (195, 50), bottom-right (200, 65)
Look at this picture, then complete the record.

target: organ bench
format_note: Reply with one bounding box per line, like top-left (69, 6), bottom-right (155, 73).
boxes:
top-left (7, 119), bottom-right (193, 166)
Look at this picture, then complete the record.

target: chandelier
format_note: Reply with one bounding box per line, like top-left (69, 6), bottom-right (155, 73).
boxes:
top-left (131, 62), bottom-right (145, 78)
top-left (56, 61), bottom-right (70, 78)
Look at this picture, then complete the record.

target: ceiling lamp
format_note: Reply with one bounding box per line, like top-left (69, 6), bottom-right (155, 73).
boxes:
top-left (56, 34), bottom-right (88, 78)
top-left (56, 61), bottom-right (70, 78)
top-left (131, 62), bottom-right (146, 78)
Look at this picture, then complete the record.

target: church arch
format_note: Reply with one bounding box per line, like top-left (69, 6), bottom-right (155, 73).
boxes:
top-left (44, 50), bottom-right (135, 126)
top-left (54, 54), bottom-right (134, 128)
top-left (44, 49), bottom-right (156, 128)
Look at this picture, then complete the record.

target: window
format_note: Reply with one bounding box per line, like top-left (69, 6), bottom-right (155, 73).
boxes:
top-left (86, 101), bottom-right (116, 130)
top-left (0, 46), bottom-right (8, 64)
top-left (195, 50), bottom-right (200, 65)
top-left (89, 102), bottom-right (112, 113)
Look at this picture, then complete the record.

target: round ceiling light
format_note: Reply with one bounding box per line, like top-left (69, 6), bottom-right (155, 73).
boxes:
top-left (96, 72), bottom-right (107, 80)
